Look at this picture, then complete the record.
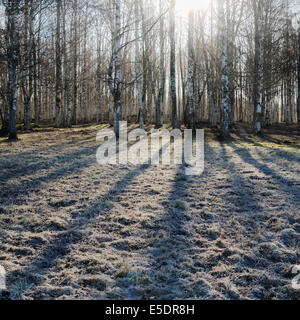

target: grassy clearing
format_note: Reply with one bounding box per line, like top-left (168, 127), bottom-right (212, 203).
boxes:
top-left (0, 124), bottom-right (299, 300)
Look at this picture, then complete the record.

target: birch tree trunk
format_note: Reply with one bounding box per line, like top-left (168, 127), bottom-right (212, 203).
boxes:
top-left (227, 0), bottom-right (234, 126)
top-left (265, 86), bottom-right (272, 126)
top-left (108, 0), bottom-right (122, 138)
top-left (187, 9), bottom-right (195, 130)
top-left (253, 0), bottom-right (263, 135)
top-left (297, 27), bottom-right (300, 130)
top-left (262, 1), bottom-right (271, 127)
top-left (285, 20), bottom-right (292, 124)
top-left (155, 0), bottom-right (165, 128)
top-left (96, 22), bottom-right (102, 123)
top-left (55, 0), bottom-right (63, 128)
top-left (114, 0), bottom-right (121, 137)
top-left (200, 10), bottom-right (216, 127)
top-left (170, 0), bottom-right (178, 128)
top-left (219, 0), bottom-right (230, 138)
top-left (82, 2), bottom-right (89, 124)
top-left (33, 39), bottom-right (39, 126)
top-left (62, 0), bottom-right (72, 127)
top-left (135, 0), bottom-right (144, 129)
top-left (34, 3), bottom-right (42, 127)
top-left (6, 0), bottom-right (21, 140)
top-left (22, 0), bottom-right (34, 131)
top-left (72, 0), bottom-right (78, 125)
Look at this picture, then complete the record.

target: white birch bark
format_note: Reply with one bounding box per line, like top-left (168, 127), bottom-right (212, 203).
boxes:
top-left (170, 0), bottom-right (178, 128)
top-left (22, 0), bottom-right (33, 131)
top-left (285, 0), bottom-right (293, 124)
top-left (62, 0), bottom-right (72, 128)
top-left (108, 0), bottom-right (122, 138)
top-left (253, 0), bottom-right (263, 134)
top-left (55, 0), bottom-right (62, 128)
top-left (96, 22), bottom-right (102, 123)
top-left (200, 14), bottom-right (215, 127)
top-left (5, 0), bottom-right (21, 139)
top-left (219, 0), bottom-right (230, 138)
top-left (297, 27), bottom-right (300, 130)
top-left (265, 90), bottom-right (271, 126)
top-left (263, 9), bottom-right (272, 127)
top-left (187, 9), bottom-right (195, 130)
top-left (82, 2), bottom-right (89, 124)
top-left (72, 0), bottom-right (78, 125)
top-left (135, 0), bottom-right (144, 129)
top-left (156, 0), bottom-right (165, 127)
top-left (34, 3), bottom-right (42, 127)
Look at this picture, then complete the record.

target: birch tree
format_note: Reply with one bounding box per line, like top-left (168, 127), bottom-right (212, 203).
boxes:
top-left (5, 0), bottom-right (21, 140)
top-left (34, 2), bottom-right (42, 126)
top-left (284, 10), bottom-right (292, 124)
top-left (55, 0), bottom-right (63, 128)
top-left (297, 22), bottom-right (300, 130)
top-left (72, 0), bottom-right (78, 125)
top-left (0, 0), bottom-right (298, 132)
top-left (81, 2), bottom-right (89, 124)
top-left (170, 0), bottom-right (178, 128)
top-left (62, 0), bottom-right (72, 127)
top-left (22, 0), bottom-right (34, 131)
top-left (0, 25), bottom-right (9, 136)
top-left (155, 0), bottom-right (166, 128)
top-left (253, 0), bottom-right (263, 134)
top-left (135, 0), bottom-right (144, 129)
top-left (263, 0), bottom-right (273, 127)
top-left (200, 9), bottom-right (216, 127)
top-left (219, 0), bottom-right (230, 138)
top-left (187, 9), bottom-right (195, 130)
top-left (108, 0), bottom-right (122, 138)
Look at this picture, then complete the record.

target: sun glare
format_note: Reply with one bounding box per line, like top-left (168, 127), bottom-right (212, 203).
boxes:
top-left (176, 0), bottom-right (211, 14)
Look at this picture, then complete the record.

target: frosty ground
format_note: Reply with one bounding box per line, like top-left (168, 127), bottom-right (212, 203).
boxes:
top-left (0, 124), bottom-right (299, 300)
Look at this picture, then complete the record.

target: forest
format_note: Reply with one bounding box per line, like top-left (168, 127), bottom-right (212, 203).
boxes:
top-left (0, 0), bottom-right (299, 301)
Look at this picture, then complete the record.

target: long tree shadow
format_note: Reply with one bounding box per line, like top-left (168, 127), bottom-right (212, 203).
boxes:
top-left (0, 139), bottom-right (95, 185)
top-left (119, 136), bottom-right (298, 300)
top-left (0, 130), bottom-right (143, 206)
top-left (140, 165), bottom-right (192, 299)
top-left (106, 163), bottom-right (194, 300)
top-left (0, 126), bottom-right (140, 186)
top-left (0, 144), bottom-right (98, 204)
top-left (132, 140), bottom-right (262, 300)
top-left (8, 139), bottom-right (170, 296)
top-left (9, 163), bottom-right (151, 291)
top-left (205, 141), bottom-right (262, 214)
top-left (228, 141), bottom-right (300, 206)
top-left (0, 128), bottom-right (98, 161)
top-left (6, 130), bottom-right (298, 299)
top-left (233, 131), bottom-right (300, 163)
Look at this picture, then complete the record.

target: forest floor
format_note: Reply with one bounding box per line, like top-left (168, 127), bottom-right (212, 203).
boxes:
top-left (0, 123), bottom-right (299, 300)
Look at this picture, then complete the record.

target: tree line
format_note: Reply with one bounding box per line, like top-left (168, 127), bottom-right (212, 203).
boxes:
top-left (0, 0), bottom-right (299, 140)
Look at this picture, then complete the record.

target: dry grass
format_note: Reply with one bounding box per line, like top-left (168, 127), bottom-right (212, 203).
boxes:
top-left (0, 124), bottom-right (299, 300)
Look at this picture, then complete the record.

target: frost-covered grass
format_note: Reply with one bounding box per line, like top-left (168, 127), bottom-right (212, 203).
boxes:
top-left (0, 124), bottom-right (299, 300)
